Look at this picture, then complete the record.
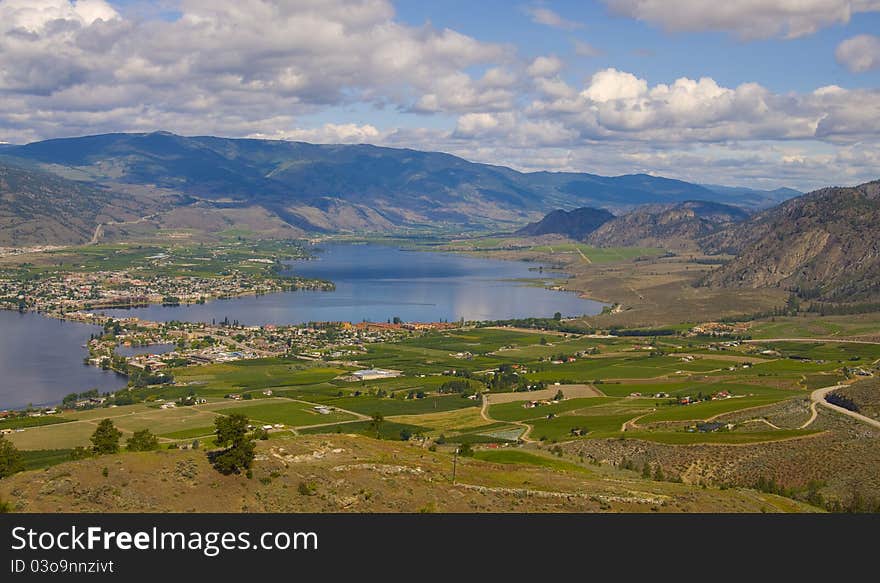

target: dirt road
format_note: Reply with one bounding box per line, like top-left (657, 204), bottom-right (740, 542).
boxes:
top-left (803, 384), bottom-right (880, 430)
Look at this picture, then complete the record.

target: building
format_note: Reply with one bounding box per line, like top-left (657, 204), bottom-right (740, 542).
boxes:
top-left (344, 369), bottom-right (402, 381)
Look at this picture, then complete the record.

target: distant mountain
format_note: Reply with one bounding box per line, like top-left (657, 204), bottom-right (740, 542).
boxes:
top-left (515, 207), bottom-right (614, 239)
top-left (0, 161), bottom-right (155, 246)
top-left (586, 200), bottom-right (749, 250)
top-left (704, 181), bottom-right (880, 301)
top-left (0, 132), bottom-right (799, 244)
top-left (701, 185), bottom-right (801, 209)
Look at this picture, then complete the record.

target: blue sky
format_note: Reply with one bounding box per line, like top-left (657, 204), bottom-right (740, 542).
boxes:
top-left (1, 0), bottom-right (879, 190)
top-left (396, 1), bottom-right (880, 92)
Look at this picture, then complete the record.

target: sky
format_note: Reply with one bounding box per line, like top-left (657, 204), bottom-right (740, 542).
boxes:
top-left (1, 1), bottom-right (880, 191)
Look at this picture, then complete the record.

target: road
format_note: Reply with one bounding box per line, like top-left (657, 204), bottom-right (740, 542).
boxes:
top-left (480, 394), bottom-right (535, 443)
top-left (744, 337), bottom-right (880, 345)
top-left (90, 213), bottom-right (159, 244)
top-left (803, 384), bottom-right (880, 430)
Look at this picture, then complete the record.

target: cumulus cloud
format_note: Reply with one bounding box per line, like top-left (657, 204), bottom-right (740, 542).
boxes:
top-left (248, 123), bottom-right (383, 144)
top-left (526, 55), bottom-right (564, 77)
top-left (524, 67), bottom-right (880, 145)
top-left (0, 0), bottom-right (513, 140)
top-left (602, 0), bottom-right (880, 39)
top-left (836, 34), bottom-right (880, 72)
top-left (526, 6), bottom-right (583, 30)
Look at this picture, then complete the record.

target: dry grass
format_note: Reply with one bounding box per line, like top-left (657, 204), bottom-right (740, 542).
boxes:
top-left (0, 434), bottom-right (820, 513)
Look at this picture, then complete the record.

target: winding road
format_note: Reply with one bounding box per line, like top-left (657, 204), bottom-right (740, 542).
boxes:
top-left (802, 384), bottom-right (880, 430)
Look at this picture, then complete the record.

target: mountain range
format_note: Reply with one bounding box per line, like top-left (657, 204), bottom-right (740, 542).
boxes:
top-left (0, 132), bottom-right (797, 245)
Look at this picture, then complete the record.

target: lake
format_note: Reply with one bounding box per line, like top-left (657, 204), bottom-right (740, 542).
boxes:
top-left (99, 243), bottom-right (603, 325)
top-left (2, 244), bottom-right (602, 409)
top-left (0, 310), bottom-right (128, 410)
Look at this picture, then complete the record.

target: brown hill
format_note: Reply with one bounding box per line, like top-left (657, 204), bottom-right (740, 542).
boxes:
top-left (0, 434), bottom-right (816, 513)
top-left (703, 180), bottom-right (880, 301)
top-left (586, 200), bottom-right (748, 250)
top-left (0, 162), bottom-right (155, 246)
top-left (515, 206), bottom-right (614, 239)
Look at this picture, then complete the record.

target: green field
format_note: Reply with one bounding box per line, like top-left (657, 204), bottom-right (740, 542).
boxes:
top-left (213, 399), bottom-right (356, 426)
top-left (472, 449), bottom-right (592, 474)
top-left (298, 419), bottom-right (430, 440)
top-left (0, 415), bottom-right (72, 430)
top-left (528, 243), bottom-right (664, 263)
top-left (173, 360), bottom-right (351, 393)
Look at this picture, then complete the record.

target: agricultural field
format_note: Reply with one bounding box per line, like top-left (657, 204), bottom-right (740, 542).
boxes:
top-left (528, 243), bottom-right (664, 263)
top-left (748, 313), bottom-right (880, 340)
top-left (5, 323), bottom-right (878, 515)
top-left (9, 328), bottom-right (869, 454)
top-left (212, 399), bottom-right (358, 426)
top-left (173, 359), bottom-right (351, 394)
top-left (0, 239), bottom-right (310, 279)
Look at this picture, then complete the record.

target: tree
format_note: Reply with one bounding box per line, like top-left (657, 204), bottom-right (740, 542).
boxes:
top-left (209, 413), bottom-right (255, 475)
top-left (369, 412), bottom-right (384, 438)
top-left (554, 312), bottom-right (562, 321)
top-left (554, 389), bottom-right (564, 401)
top-left (0, 436), bottom-right (23, 478)
top-left (126, 429), bottom-right (159, 451)
top-left (90, 419), bottom-right (122, 454)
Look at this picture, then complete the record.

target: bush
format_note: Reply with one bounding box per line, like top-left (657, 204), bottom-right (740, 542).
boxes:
top-left (126, 429), bottom-right (160, 452)
top-left (0, 436), bottom-right (23, 478)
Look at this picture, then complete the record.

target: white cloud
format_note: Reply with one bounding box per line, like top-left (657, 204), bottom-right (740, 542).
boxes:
top-left (526, 6), bottom-right (583, 30)
top-left (526, 55), bottom-right (564, 77)
top-left (0, 0), bottom-right (513, 137)
top-left (0, 0), bottom-right (119, 32)
top-left (581, 68), bottom-right (647, 102)
top-left (248, 123), bottom-right (383, 143)
top-left (603, 0), bottom-right (880, 39)
top-left (836, 34), bottom-right (880, 72)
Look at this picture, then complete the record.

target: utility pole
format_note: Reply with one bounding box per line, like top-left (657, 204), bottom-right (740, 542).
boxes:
top-left (452, 447), bottom-right (459, 484)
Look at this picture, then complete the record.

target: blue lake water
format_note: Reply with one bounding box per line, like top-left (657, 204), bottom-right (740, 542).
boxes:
top-left (98, 243), bottom-right (603, 325)
top-left (0, 310), bottom-right (128, 409)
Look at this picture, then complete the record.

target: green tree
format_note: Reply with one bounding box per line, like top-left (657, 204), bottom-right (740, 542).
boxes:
top-left (126, 429), bottom-right (159, 451)
top-left (209, 414), bottom-right (256, 475)
top-left (0, 435), bottom-right (23, 478)
top-left (653, 464), bottom-right (665, 481)
top-left (90, 419), bottom-right (122, 454)
top-left (369, 412), bottom-right (384, 438)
